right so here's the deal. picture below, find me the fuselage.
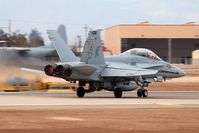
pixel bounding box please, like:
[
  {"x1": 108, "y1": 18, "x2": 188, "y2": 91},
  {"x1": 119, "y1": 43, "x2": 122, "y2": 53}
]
[
  {"x1": 47, "y1": 48, "x2": 185, "y2": 82},
  {"x1": 105, "y1": 54, "x2": 185, "y2": 79}
]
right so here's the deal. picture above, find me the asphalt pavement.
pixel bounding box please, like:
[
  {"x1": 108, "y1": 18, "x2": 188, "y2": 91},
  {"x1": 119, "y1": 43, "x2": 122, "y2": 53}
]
[{"x1": 0, "y1": 91, "x2": 198, "y2": 109}]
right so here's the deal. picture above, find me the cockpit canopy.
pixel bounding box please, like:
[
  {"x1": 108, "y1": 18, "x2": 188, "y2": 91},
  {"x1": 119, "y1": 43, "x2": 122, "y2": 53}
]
[{"x1": 121, "y1": 48, "x2": 161, "y2": 60}]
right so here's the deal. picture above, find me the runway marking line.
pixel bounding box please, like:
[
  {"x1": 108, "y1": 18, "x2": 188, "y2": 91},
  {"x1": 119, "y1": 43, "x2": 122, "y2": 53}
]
[
  {"x1": 156, "y1": 103, "x2": 178, "y2": 106},
  {"x1": 48, "y1": 117, "x2": 85, "y2": 121}
]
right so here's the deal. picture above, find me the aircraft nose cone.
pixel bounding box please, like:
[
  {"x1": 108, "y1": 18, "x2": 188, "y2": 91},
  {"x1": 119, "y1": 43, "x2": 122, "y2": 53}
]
[{"x1": 178, "y1": 69, "x2": 185, "y2": 77}]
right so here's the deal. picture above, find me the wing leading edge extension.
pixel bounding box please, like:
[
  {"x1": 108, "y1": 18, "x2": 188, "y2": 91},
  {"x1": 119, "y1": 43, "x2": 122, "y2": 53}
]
[{"x1": 101, "y1": 63, "x2": 158, "y2": 78}]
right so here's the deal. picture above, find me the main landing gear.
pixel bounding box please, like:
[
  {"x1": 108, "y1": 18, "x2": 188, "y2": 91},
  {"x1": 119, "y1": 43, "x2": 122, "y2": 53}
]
[
  {"x1": 114, "y1": 88, "x2": 122, "y2": 98},
  {"x1": 76, "y1": 83, "x2": 96, "y2": 98},
  {"x1": 76, "y1": 86, "x2": 85, "y2": 97}
]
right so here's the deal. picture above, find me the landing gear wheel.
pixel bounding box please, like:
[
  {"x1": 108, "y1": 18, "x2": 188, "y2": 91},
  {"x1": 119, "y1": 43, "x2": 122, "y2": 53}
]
[
  {"x1": 114, "y1": 88, "x2": 122, "y2": 98},
  {"x1": 142, "y1": 89, "x2": 148, "y2": 97},
  {"x1": 137, "y1": 89, "x2": 143, "y2": 97},
  {"x1": 76, "y1": 86, "x2": 85, "y2": 97},
  {"x1": 137, "y1": 89, "x2": 148, "y2": 98}
]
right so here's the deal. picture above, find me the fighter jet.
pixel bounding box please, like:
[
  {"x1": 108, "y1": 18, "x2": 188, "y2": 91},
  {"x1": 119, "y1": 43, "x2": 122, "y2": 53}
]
[{"x1": 44, "y1": 30, "x2": 185, "y2": 98}]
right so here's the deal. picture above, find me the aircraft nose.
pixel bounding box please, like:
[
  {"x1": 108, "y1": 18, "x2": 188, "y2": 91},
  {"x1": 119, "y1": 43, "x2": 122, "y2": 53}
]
[
  {"x1": 178, "y1": 68, "x2": 185, "y2": 77},
  {"x1": 171, "y1": 64, "x2": 185, "y2": 77}
]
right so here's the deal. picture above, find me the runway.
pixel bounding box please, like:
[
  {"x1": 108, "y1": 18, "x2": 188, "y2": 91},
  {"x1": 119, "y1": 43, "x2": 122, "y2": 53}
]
[
  {"x1": 0, "y1": 91, "x2": 198, "y2": 109},
  {"x1": 0, "y1": 91, "x2": 199, "y2": 133}
]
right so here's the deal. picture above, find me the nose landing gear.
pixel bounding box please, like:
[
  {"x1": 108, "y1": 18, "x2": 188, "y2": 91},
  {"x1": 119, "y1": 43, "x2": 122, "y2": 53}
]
[{"x1": 137, "y1": 88, "x2": 148, "y2": 97}]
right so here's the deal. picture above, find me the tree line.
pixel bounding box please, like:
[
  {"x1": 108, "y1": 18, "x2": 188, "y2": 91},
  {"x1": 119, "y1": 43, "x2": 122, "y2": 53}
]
[{"x1": 0, "y1": 29, "x2": 44, "y2": 47}]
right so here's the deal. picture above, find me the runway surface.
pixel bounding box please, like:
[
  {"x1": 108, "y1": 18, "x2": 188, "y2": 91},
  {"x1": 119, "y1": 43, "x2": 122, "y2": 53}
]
[{"x1": 0, "y1": 91, "x2": 198, "y2": 109}]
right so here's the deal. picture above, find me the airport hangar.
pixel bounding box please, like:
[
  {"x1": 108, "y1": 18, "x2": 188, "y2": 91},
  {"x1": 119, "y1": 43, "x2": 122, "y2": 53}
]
[{"x1": 104, "y1": 22, "x2": 199, "y2": 64}]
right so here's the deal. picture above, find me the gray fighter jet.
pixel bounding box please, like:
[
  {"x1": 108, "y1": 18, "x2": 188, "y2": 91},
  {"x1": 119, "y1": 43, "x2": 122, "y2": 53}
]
[{"x1": 44, "y1": 30, "x2": 185, "y2": 98}]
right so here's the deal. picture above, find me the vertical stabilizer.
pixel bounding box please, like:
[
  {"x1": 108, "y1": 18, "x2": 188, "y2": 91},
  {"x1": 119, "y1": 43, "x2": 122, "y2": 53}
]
[
  {"x1": 80, "y1": 30, "x2": 105, "y2": 65},
  {"x1": 47, "y1": 30, "x2": 78, "y2": 62}
]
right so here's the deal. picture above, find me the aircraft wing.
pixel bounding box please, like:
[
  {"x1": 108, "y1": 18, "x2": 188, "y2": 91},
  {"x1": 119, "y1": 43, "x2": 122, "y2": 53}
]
[{"x1": 101, "y1": 65, "x2": 158, "y2": 78}]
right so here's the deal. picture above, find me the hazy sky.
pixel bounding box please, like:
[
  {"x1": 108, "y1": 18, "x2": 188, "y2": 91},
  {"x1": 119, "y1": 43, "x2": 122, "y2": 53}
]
[{"x1": 0, "y1": 0, "x2": 199, "y2": 44}]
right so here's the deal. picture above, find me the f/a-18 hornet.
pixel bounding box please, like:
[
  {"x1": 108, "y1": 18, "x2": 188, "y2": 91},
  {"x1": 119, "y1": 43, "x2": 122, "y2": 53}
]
[{"x1": 44, "y1": 30, "x2": 185, "y2": 98}]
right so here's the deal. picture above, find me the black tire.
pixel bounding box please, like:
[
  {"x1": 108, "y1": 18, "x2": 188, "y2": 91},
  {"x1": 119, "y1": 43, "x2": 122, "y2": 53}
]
[
  {"x1": 137, "y1": 89, "x2": 143, "y2": 97},
  {"x1": 76, "y1": 87, "x2": 85, "y2": 97},
  {"x1": 114, "y1": 88, "x2": 122, "y2": 98},
  {"x1": 142, "y1": 89, "x2": 148, "y2": 97}
]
